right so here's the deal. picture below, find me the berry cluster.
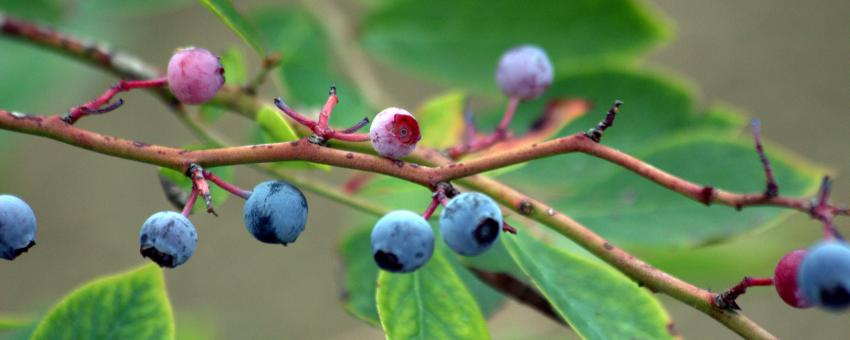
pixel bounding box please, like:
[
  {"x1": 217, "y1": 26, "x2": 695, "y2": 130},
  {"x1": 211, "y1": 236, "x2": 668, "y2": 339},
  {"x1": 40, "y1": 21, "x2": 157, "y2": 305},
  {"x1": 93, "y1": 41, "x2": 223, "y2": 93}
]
[{"x1": 370, "y1": 191, "x2": 503, "y2": 273}]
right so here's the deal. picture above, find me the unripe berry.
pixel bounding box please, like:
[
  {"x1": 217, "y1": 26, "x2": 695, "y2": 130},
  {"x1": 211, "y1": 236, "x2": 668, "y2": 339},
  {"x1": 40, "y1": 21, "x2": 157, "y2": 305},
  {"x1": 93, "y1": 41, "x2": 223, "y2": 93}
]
[
  {"x1": 167, "y1": 47, "x2": 225, "y2": 105},
  {"x1": 139, "y1": 211, "x2": 197, "y2": 268},
  {"x1": 773, "y1": 249, "x2": 811, "y2": 308},
  {"x1": 798, "y1": 240, "x2": 850, "y2": 311},
  {"x1": 495, "y1": 45, "x2": 553, "y2": 100},
  {"x1": 0, "y1": 195, "x2": 36, "y2": 260},
  {"x1": 371, "y1": 210, "x2": 434, "y2": 273},
  {"x1": 439, "y1": 192, "x2": 502, "y2": 256},
  {"x1": 369, "y1": 107, "x2": 421, "y2": 159},
  {"x1": 243, "y1": 180, "x2": 308, "y2": 246}
]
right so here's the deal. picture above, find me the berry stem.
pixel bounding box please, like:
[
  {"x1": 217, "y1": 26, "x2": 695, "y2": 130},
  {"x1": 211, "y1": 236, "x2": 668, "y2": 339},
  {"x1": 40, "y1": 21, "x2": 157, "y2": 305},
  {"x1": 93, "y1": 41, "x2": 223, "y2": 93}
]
[
  {"x1": 188, "y1": 164, "x2": 217, "y2": 216},
  {"x1": 422, "y1": 197, "x2": 440, "y2": 220},
  {"x1": 585, "y1": 100, "x2": 622, "y2": 143},
  {"x1": 274, "y1": 97, "x2": 317, "y2": 129},
  {"x1": 447, "y1": 97, "x2": 520, "y2": 159},
  {"x1": 495, "y1": 96, "x2": 520, "y2": 138},
  {"x1": 329, "y1": 131, "x2": 370, "y2": 142},
  {"x1": 64, "y1": 77, "x2": 167, "y2": 124},
  {"x1": 751, "y1": 120, "x2": 779, "y2": 197},
  {"x1": 714, "y1": 277, "x2": 774, "y2": 310},
  {"x1": 203, "y1": 170, "x2": 252, "y2": 200},
  {"x1": 182, "y1": 187, "x2": 199, "y2": 217}
]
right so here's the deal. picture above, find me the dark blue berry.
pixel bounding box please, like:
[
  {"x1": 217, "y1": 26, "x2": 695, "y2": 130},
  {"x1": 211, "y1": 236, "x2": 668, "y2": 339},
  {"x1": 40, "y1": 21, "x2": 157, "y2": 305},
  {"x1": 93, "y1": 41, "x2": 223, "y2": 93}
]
[
  {"x1": 139, "y1": 211, "x2": 197, "y2": 268},
  {"x1": 0, "y1": 195, "x2": 37, "y2": 261},
  {"x1": 371, "y1": 210, "x2": 434, "y2": 273},
  {"x1": 243, "y1": 180, "x2": 308, "y2": 245},
  {"x1": 439, "y1": 192, "x2": 503, "y2": 256},
  {"x1": 798, "y1": 240, "x2": 850, "y2": 311}
]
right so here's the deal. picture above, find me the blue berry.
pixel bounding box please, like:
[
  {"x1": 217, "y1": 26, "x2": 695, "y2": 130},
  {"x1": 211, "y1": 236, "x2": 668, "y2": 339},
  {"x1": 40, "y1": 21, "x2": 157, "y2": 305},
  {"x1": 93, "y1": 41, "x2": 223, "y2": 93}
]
[
  {"x1": 139, "y1": 211, "x2": 197, "y2": 268},
  {"x1": 0, "y1": 195, "x2": 36, "y2": 260},
  {"x1": 495, "y1": 45, "x2": 553, "y2": 100},
  {"x1": 243, "y1": 180, "x2": 308, "y2": 245},
  {"x1": 439, "y1": 192, "x2": 502, "y2": 256},
  {"x1": 798, "y1": 240, "x2": 850, "y2": 311},
  {"x1": 371, "y1": 210, "x2": 434, "y2": 273}
]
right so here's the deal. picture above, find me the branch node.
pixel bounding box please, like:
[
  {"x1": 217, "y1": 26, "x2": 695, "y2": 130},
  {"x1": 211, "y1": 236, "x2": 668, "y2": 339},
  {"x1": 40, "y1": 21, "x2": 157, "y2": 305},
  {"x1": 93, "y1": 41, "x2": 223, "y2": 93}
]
[
  {"x1": 585, "y1": 100, "x2": 622, "y2": 143},
  {"x1": 699, "y1": 186, "x2": 715, "y2": 205},
  {"x1": 714, "y1": 276, "x2": 774, "y2": 311}
]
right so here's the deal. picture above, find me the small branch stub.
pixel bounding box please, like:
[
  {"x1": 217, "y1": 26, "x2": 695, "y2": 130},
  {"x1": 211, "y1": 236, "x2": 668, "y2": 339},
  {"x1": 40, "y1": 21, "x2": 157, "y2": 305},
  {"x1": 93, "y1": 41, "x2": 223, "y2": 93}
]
[{"x1": 585, "y1": 100, "x2": 622, "y2": 143}]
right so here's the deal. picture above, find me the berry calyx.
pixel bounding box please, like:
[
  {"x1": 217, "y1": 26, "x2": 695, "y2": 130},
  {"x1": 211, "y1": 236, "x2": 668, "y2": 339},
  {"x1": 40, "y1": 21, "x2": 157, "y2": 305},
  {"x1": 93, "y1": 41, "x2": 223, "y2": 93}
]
[
  {"x1": 439, "y1": 192, "x2": 503, "y2": 256},
  {"x1": 139, "y1": 211, "x2": 197, "y2": 268},
  {"x1": 773, "y1": 249, "x2": 811, "y2": 308},
  {"x1": 369, "y1": 107, "x2": 421, "y2": 159},
  {"x1": 495, "y1": 45, "x2": 553, "y2": 100},
  {"x1": 0, "y1": 194, "x2": 36, "y2": 261},
  {"x1": 166, "y1": 47, "x2": 225, "y2": 105},
  {"x1": 242, "y1": 180, "x2": 308, "y2": 246},
  {"x1": 371, "y1": 210, "x2": 434, "y2": 273},
  {"x1": 798, "y1": 240, "x2": 850, "y2": 311}
]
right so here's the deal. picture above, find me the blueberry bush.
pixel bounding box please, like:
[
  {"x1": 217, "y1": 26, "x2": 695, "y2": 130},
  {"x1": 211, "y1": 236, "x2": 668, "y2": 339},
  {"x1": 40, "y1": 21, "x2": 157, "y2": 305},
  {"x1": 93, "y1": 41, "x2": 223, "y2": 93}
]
[{"x1": 0, "y1": 1, "x2": 847, "y2": 339}]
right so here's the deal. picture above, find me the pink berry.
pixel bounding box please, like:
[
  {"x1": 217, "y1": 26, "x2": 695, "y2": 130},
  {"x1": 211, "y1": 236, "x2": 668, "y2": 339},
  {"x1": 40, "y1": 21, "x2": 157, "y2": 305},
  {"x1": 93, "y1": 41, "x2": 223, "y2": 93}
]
[
  {"x1": 167, "y1": 47, "x2": 225, "y2": 105},
  {"x1": 495, "y1": 45, "x2": 553, "y2": 100},
  {"x1": 774, "y1": 249, "x2": 812, "y2": 308},
  {"x1": 369, "y1": 107, "x2": 421, "y2": 159}
]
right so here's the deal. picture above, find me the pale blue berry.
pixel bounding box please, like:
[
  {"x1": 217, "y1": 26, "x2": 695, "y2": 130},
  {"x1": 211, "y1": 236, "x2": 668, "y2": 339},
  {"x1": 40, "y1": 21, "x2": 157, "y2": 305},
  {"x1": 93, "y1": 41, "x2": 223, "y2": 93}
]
[
  {"x1": 439, "y1": 192, "x2": 503, "y2": 256},
  {"x1": 371, "y1": 210, "x2": 434, "y2": 273},
  {"x1": 139, "y1": 211, "x2": 197, "y2": 268},
  {"x1": 798, "y1": 240, "x2": 850, "y2": 311},
  {"x1": 0, "y1": 195, "x2": 36, "y2": 260},
  {"x1": 243, "y1": 180, "x2": 308, "y2": 245}
]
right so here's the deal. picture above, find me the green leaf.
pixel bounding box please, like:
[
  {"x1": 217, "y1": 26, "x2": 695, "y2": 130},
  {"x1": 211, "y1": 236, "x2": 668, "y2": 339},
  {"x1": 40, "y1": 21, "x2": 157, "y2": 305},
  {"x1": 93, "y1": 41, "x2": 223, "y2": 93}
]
[
  {"x1": 491, "y1": 67, "x2": 822, "y2": 247},
  {"x1": 339, "y1": 224, "x2": 505, "y2": 327},
  {"x1": 253, "y1": 8, "x2": 373, "y2": 125},
  {"x1": 158, "y1": 148, "x2": 235, "y2": 213},
  {"x1": 360, "y1": 0, "x2": 671, "y2": 92},
  {"x1": 415, "y1": 91, "x2": 466, "y2": 148},
  {"x1": 503, "y1": 233, "x2": 674, "y2": 340},
  {"x1": 0, "y1": 316, "x2": 31, "y2": 331},
  {"x1": 199, "y1": 0, "x2": 266, "y2": 57},
  {"x1": 75, "y1": 0, "x2": 194, "y2": 17},
  {"x1": 219, "y1": 46, "x2": 248, "y2": 85},
  {"x1": 377, "y1": 251, "x2": 489, "y2": 340},
  {"x1": 31, "y1": 264, "x2": 175, "y2": 340}
]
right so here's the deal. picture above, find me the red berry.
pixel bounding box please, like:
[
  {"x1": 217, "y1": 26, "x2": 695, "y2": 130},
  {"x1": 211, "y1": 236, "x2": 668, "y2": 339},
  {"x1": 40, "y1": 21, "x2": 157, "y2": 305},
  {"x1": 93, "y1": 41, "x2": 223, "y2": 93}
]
[
  {"x1": 167, "y1": 47, "x2": 225, "y2": 105},
  {"x1": 369, "y1": 107, "x2": 421, "y2": 159},
  {"x1": 774, "y1": 249, "x2": 811, "y2": 308}
]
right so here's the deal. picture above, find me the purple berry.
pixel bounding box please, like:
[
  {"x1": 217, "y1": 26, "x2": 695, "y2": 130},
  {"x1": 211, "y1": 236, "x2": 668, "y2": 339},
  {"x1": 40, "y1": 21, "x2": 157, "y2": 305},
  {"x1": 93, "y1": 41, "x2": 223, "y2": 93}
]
[
  {"x1": 139, "y1": 211, "x2": 197, "y2": 268},
  {"x1": 371, "y1": 210, "x2": 434, "y2": 273},
  {"x1": 773, "y1": 249, "x2": 811, "y2": 308},
  {"x1": 369, "y1": 107, "x2": 421, "y2": 159},
  {"x1": 798, "y1": 240, "x2": 850, "y2": 311},
  {"x1": 439, "y1": 192, "x2": 502, "y2": 256},
  {"x1": 0, "y1": 195, "x2": 36, "y2": 260},
  {"x1": 495, "y1": 45, "x2": 553, "y2": 100},
  {"x1": 167, "y1": 47, "x2": 225, "y2": 105}
]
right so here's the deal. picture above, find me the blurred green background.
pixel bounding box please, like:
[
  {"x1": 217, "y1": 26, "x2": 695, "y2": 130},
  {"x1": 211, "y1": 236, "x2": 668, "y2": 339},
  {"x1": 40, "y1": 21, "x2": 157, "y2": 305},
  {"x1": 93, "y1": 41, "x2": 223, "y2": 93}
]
[{"x1": 1, "y1": 0, "x2": 849, "y2": 338}]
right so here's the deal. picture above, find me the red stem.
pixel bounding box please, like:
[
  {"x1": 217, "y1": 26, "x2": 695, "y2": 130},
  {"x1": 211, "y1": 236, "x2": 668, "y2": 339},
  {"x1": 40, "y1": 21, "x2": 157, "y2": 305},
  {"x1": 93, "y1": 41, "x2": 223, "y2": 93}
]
[
  {"x1": 203, "y1": 170, "x2": 252, "y2": 200},
  {"x1": 330, "y1": 131, "x2": 370, "y2": 142},
  {"x1": 495, "y1": 97, "x2": 520, "y2": 136},
  {"x1": 182, "y1": 188, "x2": 199, "y2": 217},
  {"x1": 751, "y1": 120, "x2": 778, "y2": 197},
  {"x1": 65, "y1": 77, "x2": 167, "y2": 124},
  {"x1": 274, "y1": 98, "x2": 317, "y2": 129},
  {"x1": 317, "y1": 86, "x2": 338, "y2": 133},
  {"x1": 422, "y1": 197, "x2": 440, "y2": 220},
  {"x1": 715, "y1": 277, "x2": 774, "y2": 310}
]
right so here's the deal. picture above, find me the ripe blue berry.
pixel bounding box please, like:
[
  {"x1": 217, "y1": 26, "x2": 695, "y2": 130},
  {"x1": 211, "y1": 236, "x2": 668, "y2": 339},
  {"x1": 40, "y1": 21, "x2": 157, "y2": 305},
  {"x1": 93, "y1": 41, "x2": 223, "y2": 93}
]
[
  {"x1": 369, "y1": 107, "x2": 421, "y2": 159},
  {"x1": 439, "y1": 192, "x2": 503, "y2": 256},
  {"x1": 495, "y1": 45, "x2": 553, "y2": 100},
  {"x1": 243, "y1": 180, "x2": 308, "y2": 245},
  {"x1": 139, "y1": 211, "x2": 197, "y2": 268},
  {"x1": 167, "y1": 47, "x2": 225, "y2": 105},
  {"x1": 371, "y1": 210, "x2": 434, "y2": 273},
  {"x1": 798, "y1": 240, "x2": 850, "y2": 311},
  {"x1": 773, "y1": 249, "x2": 811, "y2": 308},
  {"x1": 0, "y1": 195, "x2": 36, "y2": 260}
]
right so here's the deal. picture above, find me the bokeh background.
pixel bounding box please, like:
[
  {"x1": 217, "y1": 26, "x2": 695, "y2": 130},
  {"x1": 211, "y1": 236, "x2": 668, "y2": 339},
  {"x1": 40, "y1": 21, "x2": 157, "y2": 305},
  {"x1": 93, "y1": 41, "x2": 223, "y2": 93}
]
[{"x1": 1, "y1": 0, "x2": 849, "y2": 339}]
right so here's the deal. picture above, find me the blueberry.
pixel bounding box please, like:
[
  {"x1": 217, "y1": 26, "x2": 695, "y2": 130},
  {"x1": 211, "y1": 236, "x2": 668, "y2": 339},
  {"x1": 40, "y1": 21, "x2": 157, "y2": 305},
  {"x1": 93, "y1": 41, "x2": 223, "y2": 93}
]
[
  {"x1": 139, "y1": 211, "x2": 197, "y2": 268},
  {"x1": 0, "y1": 195, "x2": 37, "y2": 260},
  {"x1": 798, "y1": 240, "x2": 850, "y2": 311},
  {"x1": 495, "y1": 45, "x2": 553, "y2": 100},
  {"x1": 167, "y1": 47, "x2": 225, "y2": 105},
  {"x1": 371, "y1": 210, "x2": 434, "y2": 273},
  {"x1": 369, "y1": 107, "x2": 421, "y2": 159},
  {"x1": 243, "y1": 180, "x2": 308, "y2": 245},
  {"x1": 439, "y1": 192, "x2": 502, "y2": 256},
  {"x1": 773, "y1": 249, "x2": 811, "y2": 308}
]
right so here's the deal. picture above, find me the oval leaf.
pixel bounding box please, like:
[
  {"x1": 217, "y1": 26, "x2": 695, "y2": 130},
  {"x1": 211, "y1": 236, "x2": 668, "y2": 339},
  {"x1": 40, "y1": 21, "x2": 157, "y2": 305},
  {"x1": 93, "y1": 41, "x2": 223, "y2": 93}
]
[
  {"x1": 503, "y1": 233, "x2": 675, "y2": 340},
  {"x1": 31, "y1": 264, "x2": 175, "y2": 340},
  {"x1": 199, "y1": 0, "x2": 266, "y2": 56},
  {"x1": 377, "y1": 251, "x2": 489, "y2": 340},
  {"x1": 415, "y1": 91, "x2": 466, "y2": 148}
]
